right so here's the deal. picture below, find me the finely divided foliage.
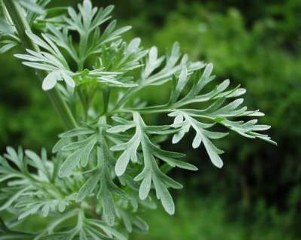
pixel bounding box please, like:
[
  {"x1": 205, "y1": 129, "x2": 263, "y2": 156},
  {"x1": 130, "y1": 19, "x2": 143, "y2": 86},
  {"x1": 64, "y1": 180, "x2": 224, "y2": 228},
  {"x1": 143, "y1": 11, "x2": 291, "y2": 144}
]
[{"x1": 0, "y1": 0, "x2": 275, "y2": 239}]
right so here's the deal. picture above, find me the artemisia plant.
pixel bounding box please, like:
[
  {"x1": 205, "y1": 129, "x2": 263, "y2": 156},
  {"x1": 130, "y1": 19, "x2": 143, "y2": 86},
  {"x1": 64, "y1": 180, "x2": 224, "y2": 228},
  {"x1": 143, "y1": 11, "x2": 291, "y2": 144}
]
[{"x1": 0, "y1": 0, "x2": 275, "y2": 239}]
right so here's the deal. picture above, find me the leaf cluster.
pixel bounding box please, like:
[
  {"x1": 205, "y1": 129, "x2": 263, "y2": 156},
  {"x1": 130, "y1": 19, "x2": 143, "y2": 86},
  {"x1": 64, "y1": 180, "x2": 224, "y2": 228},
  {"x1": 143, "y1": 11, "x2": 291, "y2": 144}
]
[{"x1": 0, "y1": 0, "x2": 275, "y2": 239}]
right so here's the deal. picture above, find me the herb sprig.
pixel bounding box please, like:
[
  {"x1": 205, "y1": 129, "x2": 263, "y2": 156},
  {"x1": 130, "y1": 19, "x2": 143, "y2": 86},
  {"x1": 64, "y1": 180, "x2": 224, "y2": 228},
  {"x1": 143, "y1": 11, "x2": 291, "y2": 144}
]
[{"x1": 0, "y1": 0, "x2": 275, "y2": 239}]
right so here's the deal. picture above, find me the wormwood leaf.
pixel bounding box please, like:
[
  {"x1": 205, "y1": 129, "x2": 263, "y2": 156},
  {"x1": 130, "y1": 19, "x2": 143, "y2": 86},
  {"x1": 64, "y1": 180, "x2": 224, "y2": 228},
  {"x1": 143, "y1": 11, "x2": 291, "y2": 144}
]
[
  {"x1": 59, "y1": 128, "x2": 95, "y2": 138},
  {"x1": 15, "y1": 32, "x2": 74, "y2": 90},
  {"x1": 0, "y1": 187, "x2": 31, "y2": 211},
  {"x1": 0, "y1": 41, "x2": 18, "y2": 54},
  {"x1": 77, "y1": 172, "x2": 99, "y2": 201},
  {"x1": 17, "y1": 195, "x2": 73, "y2": 220},
  {"x1": 58, "y1": 133, "x2": 97, "y2": 177},
  {"x1": 0, "y1": 0, "x2": 276, "y2": 238},
  {"x1": 59, "y1": 149, "x2": 82, "y2": 177},
  {"x1": 152, "y1": 146, "x2": 198, "y2": 171},
  {"x1": 172, "y1": 66, "x2": 189, "y2": 102},
  {"x1": 0, "y1": 147, "x2": 77, "y2": 224},
  {"x1": 0, "y1": 18, "x2": 14, "y2": 35},
  {"x1": 109, "y1": 112, "x2": 194, "y2": 214},
  {"x1": 111, "y1": 124, "x2": 140, "y2": 176},
  {"x1": 153, "y1": 178, "x2": 175, "y2": 215},
  {"x1": 25, "y1": 149, "x2": 52, "y2": 180},
  {"x1": 169, "y1": 111, "x2": 226, "y2": 168},
  {"x1": 17, "y1": 0, "x2": 46, "y2": 14},
  {"x1": 42, "y1": 70, "x2": 60, "y2": 90},
  {"x1": 80, "y1": 137, "x2": 97, "y2": 167},
  {"x1": 139, "y1": 174, "x2": 152, "y2": 200}
]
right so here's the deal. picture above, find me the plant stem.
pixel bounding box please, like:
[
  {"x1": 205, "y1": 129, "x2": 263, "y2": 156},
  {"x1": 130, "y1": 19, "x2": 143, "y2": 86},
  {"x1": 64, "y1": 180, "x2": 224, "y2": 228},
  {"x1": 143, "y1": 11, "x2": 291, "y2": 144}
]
[{"x1": 3, "y1": 0, "x2": 77, "y2": 129}]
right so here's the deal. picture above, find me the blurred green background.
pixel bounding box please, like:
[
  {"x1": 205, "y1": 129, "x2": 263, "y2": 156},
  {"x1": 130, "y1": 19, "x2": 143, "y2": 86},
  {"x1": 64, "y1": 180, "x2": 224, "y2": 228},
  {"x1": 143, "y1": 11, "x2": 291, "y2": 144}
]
[{"x1": 0, "y1": 0, "x2": 300, "y2": 239}]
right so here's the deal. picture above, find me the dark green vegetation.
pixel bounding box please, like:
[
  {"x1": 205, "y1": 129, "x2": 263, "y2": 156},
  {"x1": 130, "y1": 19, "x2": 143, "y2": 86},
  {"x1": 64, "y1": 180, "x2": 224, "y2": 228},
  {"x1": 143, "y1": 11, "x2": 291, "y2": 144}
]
[{"x1": 1, "y1": 0, "x2": 300, "y2": 239}]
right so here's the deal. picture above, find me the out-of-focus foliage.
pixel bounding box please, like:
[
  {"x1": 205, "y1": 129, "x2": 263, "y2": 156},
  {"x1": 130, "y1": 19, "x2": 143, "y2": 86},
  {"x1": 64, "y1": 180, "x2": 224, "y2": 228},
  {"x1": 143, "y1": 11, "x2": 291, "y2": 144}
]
[
  {"x1": 0, "y1": 0, "x2": 300, "y2": 239},
  {"x1": 150, "y1": 3, "x2": 301, "y2": 238},
  {"x1": 0, "y1": 54, "x2": 61, "y2": 152},
  {"x1": 133, "y1": 195, "x2": 295, "y2": 240}
]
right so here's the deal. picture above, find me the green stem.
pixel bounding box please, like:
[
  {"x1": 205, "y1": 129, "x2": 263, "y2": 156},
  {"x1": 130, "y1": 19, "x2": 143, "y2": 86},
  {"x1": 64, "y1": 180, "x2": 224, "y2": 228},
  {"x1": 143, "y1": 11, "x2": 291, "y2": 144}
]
[
  {"x1": 78, "y1": 88, "x2": 88, "y2": 121},
  {"x1": 102, "y1": 87, "x2": 110, "y2": 115},
  {"x1": 113, "y1": 87, "x2": 139, "y2": 111},
  {"x1": 3, "y1": 0, "x2": 77, "y2": 129}
]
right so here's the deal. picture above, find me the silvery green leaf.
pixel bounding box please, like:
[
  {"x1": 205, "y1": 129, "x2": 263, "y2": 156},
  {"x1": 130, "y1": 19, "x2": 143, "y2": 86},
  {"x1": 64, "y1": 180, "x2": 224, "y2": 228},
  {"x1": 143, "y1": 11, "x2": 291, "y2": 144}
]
[
  {"x1": 0, "y1": 18, "x2": 14, "y2": 35},
  {"x1": 139, "y1": 173, "x2": 152, "y2": 200},
  {"x1": 0, "y1": 0, "x2": 276, "y2": 237},
  {"x1": 153, "y1": 178, "x2": 175, "y2": 215},
  {"x1": 107, "y1": 124, "x2": 135, "y2": 133},
  {"x1": 80, "y1": 136, "x2": 97, "y2": 167},
  {"x1": 193, "y1": 63, "x2": 214, "y2": 94},
  {"x1": 126, "y1": 38, "x2": 141, "y2": 54},
  {"x1": 59, "y1": 127, "x2": 95, "y2": 138},
  {"x1": 114, "y1": 129, "x2": 141, "y2": 176},
  {"x1": 166, "y1": 42, "x2": 180, "y2": 68},
  {"x1": 202, "y1": 137, "x2": 224, "y2": 168},
  {"x1": 91, "y1": 5, "x2": 114, "y2": 31},
  {"x1": 102, "y1": 193, "x2": 116, "y2": 226},
  {"x1": 0, "y1": 42, "x2": 17, "y2": 53},
  {"x1": 61, "y1": 71, "x2": 75, "y2": 88},
  {"x1": 59, "y1": 149, "x2": 82, "y2": 177},
  {"x1": 172, "y1": 66, "x2": 188, "y2": 102},
  {"x1": 115, "y1": 150, "x2": 133, "y2": 176},
  {"x1": 77, "y1": 173, "x2": 99, "y2": 201},
  {"x1": 18, "y1": 204, "x2": 41, "y2": 220},
  {"x1": 133, "y1": 217, "x2": 149, "y2": 233},
  {"x1": 0, "y1": 187, "x2": 30, "y2": 211},
  {"x1": 42, "y1": 71, "x2": 59, "y2": 90},
  {"x1": 17, "y1": 0, "x2": 45, "y2": 14}
]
